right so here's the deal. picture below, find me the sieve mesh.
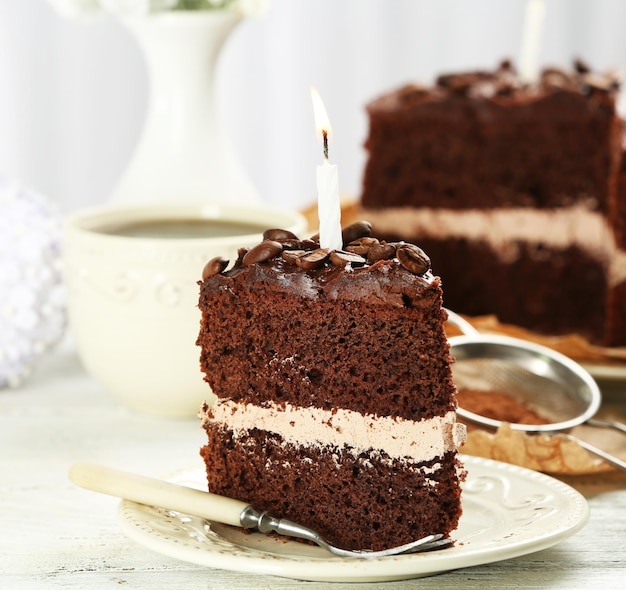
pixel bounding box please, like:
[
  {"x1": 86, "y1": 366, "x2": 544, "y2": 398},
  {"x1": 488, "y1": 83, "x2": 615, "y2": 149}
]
[{"x1": 452, "y1": 357, "x2": 588, "y2": 424}]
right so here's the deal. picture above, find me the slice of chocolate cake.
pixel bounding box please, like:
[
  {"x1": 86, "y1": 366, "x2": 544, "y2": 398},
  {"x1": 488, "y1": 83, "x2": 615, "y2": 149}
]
[
  {"x1": 197, "y1": 222, "x2": 466, "y2": 552},
  {"x1": 361, "y1": 60, "x2": 626, "y2": 346}
]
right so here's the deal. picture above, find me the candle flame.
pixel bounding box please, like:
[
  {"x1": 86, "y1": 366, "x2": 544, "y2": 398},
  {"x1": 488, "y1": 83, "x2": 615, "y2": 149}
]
[{"x1": 310, "y1": 86, "x2": 332, "y2": 145}]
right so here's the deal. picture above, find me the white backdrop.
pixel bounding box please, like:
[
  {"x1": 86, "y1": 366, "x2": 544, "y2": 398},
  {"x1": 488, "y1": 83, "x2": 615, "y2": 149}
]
[{"x1": 1, "y1": 0, "x2": 626, "y2": 214}]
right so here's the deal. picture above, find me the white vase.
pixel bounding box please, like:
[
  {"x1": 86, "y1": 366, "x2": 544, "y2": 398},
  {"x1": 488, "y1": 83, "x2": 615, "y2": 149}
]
[{"x1": 111, "y1": 11, "x2": 259, "y2": 205}]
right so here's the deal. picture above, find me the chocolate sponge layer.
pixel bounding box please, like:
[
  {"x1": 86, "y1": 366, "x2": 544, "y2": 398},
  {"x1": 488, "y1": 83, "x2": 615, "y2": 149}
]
[
  {"x1": 197, "y1": 260, "x2": 456, "y2": 422},
  {"x1": 201, "y1": 424, "x2": 464, "y2": 552}
]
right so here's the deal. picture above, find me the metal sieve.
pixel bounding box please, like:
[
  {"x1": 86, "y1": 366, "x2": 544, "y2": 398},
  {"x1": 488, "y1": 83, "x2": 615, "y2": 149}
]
[{"x1": 445, "y1": 309, "x2": 626, "y2": 472}]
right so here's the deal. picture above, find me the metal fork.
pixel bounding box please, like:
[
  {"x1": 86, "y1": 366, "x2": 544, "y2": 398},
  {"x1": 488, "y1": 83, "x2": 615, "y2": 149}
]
[
  {"x1": 239, "y1": 505, "x2": 450, "y2": 557},
  {"x1": 69, "y1": 463, "x2": 449, "y2": 559}
]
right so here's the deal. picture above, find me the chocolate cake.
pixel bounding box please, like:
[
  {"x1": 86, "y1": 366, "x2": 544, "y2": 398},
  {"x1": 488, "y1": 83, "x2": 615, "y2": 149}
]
[
  {"x1": 361, "y1": 60, "x2": 626, "y2": 346},
  {"x1": 197, "y1": 222, "x2": 466, "y2": 552}
]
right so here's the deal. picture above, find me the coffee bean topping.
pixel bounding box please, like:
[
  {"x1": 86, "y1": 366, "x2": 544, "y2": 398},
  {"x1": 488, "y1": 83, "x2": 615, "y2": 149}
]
[
  {"x1": 263, "y1": 228, "x2": 298, "y2": 242},
  {"x1": 367, "y1": 242, "x2": 397, "y2": 264},
  {"x1": 427, "y1": 60, "x2": 620, "y2": 98},
  {"x1": 296, "y1": 248, "x2": 330, "y2": 270},
  {"x1": 341, "y1": 220, "x2": 372, "y2": 246},
  {"x1": 281, "y1": 249, "x2": 306, "y2": 264},
  {"x1": 330, "y1": 250, "x2": 367, "y2": 267},
  {"x1": 243, "y1": 240, "x2": 283, "y2": 266},
  {"x1": 202, "y1": 256, "x2": 229, "y2": 280},
  {"x1": 396, "y1": 244, "x2": 431, "y2": 275},
  {"x1": 229, "y1": 224, "x2": 434, "y2": 277},
  {"x1": 398, "y1": 83, "x2": 429, "y2": 102},
  {"x1": 345, "y1": 237, "x2": 379, "y2": 256}
]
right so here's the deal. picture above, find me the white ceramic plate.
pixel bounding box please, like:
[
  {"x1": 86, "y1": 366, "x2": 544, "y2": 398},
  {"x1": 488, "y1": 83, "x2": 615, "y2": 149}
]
[{"x1": 117, "y1": 455, "x2": 589, "y2": 583}]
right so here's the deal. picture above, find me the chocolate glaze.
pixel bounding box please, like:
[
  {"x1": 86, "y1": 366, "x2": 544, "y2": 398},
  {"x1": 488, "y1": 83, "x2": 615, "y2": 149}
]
[{"x1": 205, "y1": 224, "x2": 437, "y2": 305}]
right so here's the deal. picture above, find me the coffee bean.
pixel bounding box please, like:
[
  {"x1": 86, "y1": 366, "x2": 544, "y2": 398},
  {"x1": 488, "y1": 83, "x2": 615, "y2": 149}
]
[
  {"x1": 396, "y1": 244, "x2": 431, "y2": 275},
  {"x1": 341, "y1": 221, "x2": 372, "y2": 246},
  {"x1": 345, "y1": 237, "x2": 379, "y2": 256},
  {"x1": 276, "y1": 239, "x2": 300, "y2": 250},
  {"x1": 263, "y1": 228, "x2": 298, "y2": 242},
  {"x1": 330, "y1": 250, "x2": 367, "y2": 267},
  {"x1": 498, "y1": 59, "x2": 513, "y2": 72},
  {"x1": 243, "y1": 240, "x2": 283, "y2": 266},
  {"x1": 281, "y1": 249, "x2": 306, "y2": 264},
  {"x1": 367, "y1": 242, "x2": 397, "y2": 263},
  {"x1": 574, "y1": 58, "x2": 590, "y2": 74},
  {"x1": 296, "y1": 248, "x2": 330, "y2": 270},
  {"x1": 202, "y1": 256, "x2": 229, "y2": 280},
  {"x1": 541, "y1": 67, "x2": 572, "y2": 85},
  {"x1": 300, "y1": 238, "x2": 320, "y2": 249},
  {"x1": 276, "y1": 238, "x2": 318, "y2": 251},
  {"x1": 494, "y1": 82, "x2": 516, "y2": 97},
  {"x1": 437, "y1": 71, "x2": 493, "y2": 95},
  {"x1": 580, "y1": 72, "x2": 615, "y2": 93},
  {"x1": 398, "y1": 84, "x2": 429, "y2": 102}
]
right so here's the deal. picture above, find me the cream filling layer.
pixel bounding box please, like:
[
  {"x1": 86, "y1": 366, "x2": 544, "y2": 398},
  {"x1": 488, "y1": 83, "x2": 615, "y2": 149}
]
[
  {"x1": 203, "y1": 400, "x2": 466, "y2": 463},
  {"x1": 363, "y1": 205, "x2": 626, "y2": 285}
]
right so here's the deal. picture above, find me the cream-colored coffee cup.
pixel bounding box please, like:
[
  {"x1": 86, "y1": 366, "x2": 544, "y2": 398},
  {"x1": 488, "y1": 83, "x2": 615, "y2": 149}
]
[{"x1": 63, "y1": 202, "x2": 307, "y2": 417}]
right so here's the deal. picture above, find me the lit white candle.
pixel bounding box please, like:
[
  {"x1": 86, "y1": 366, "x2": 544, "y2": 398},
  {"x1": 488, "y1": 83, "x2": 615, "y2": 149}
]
[
  {"x1": 311, "y1": 87, "x2": 343, "y2": 252},
  {"x1": 519, "y1": 0, "x2": 546, "y2": 83}
]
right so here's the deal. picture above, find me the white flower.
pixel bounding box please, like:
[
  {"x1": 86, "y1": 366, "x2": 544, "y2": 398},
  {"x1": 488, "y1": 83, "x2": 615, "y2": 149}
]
[{"x1": 0, "y1": 177, "x2": 66, "y2": 389}]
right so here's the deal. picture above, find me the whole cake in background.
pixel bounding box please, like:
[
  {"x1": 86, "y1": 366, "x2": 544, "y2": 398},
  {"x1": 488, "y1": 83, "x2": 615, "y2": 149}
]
[
  {"x1": 197, "y1": 222, "x2": 466, "y2": 552},
  {"x1": 361, "y1": 59, "x2": 626, "y2": 346}
]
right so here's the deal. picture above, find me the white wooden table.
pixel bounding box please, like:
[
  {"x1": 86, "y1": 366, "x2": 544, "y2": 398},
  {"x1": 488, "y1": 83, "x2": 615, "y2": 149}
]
[{"x1": 2, "y1": 339, "x2": 625, "y2": 589}]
